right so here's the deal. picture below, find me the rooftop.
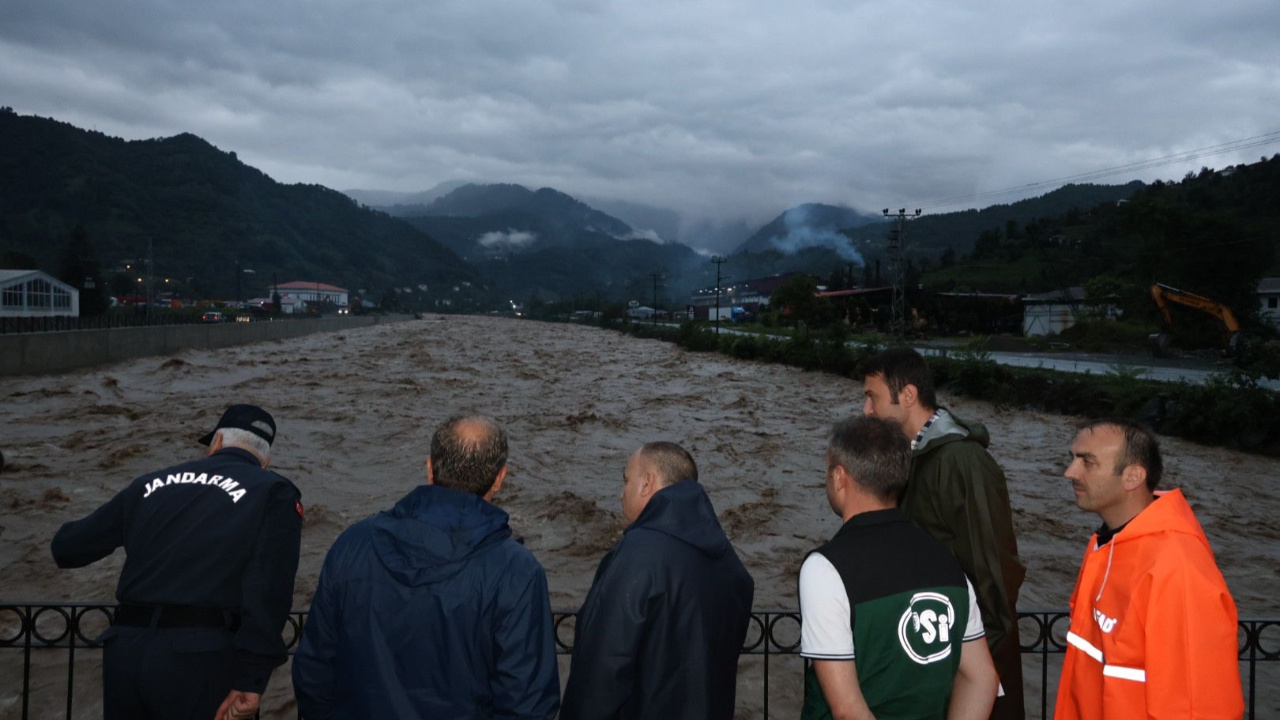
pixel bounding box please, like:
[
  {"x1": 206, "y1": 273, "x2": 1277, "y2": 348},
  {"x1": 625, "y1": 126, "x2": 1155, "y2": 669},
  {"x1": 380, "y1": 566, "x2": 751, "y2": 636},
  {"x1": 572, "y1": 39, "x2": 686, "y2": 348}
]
[{"x1": 271, "y1": 281, "x2": 348, "y2": 293}]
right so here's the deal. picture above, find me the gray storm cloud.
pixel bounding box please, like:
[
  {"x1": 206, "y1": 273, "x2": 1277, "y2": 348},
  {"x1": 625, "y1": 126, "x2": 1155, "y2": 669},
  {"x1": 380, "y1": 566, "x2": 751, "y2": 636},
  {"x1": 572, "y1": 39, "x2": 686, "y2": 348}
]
[{"x1": 1, "y1": 0, "x2": 1278, "y2": 248}]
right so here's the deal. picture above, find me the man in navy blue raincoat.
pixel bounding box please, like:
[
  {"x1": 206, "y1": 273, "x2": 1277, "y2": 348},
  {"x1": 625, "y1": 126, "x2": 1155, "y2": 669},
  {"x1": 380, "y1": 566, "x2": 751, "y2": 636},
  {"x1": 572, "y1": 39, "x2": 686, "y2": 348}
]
[
  {"x1": 561, "y1": 442, "x2": 755, "y2": 720},
  {"x1": 292, "y1": 415, "x2": 559, "y2": 720}
]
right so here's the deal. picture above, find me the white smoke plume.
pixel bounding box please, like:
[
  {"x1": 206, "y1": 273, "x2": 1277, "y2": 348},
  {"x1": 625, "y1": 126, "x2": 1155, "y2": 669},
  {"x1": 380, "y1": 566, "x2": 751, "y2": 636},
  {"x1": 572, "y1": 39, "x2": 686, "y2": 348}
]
[
  {"x1": 619, "y1": 228, "x2": 665, "y2": 243},
  {"x1": 477, "y1": 229, "x2": 539, "y2": 248},
  {"x1": 767, "y1": 206, "x2": 865, "y2": 264}
]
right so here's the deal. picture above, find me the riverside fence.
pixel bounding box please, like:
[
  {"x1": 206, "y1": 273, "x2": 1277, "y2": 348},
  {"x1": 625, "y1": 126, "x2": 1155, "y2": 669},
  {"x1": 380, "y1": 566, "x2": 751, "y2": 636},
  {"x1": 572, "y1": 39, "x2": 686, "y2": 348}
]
[
  {"x1": 0, "y1": 314, "x2": 414, "y2": 376},
  {"x1": 2, "y1": 603, "x2": 1276, "y2": 720}
]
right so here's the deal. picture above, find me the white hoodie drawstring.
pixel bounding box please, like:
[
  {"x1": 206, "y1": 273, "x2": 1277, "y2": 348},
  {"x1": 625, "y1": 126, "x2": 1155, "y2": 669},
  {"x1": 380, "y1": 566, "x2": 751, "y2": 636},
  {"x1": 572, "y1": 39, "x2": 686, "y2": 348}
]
[{"x1": 1095, "y1": 540, "x2": 1116, "y2": 602}]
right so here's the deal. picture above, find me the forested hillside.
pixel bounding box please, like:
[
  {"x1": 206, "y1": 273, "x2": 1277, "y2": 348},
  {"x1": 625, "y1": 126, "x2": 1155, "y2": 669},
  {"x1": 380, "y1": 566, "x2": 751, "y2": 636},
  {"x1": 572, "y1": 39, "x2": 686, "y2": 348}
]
[
  {"x1": 0, "y1": 110, "x2": 485, "y2": 307},
  {"x1": 844, "y1": 181, "x2": 1146, "y2": 262},
  {"x1": 914, "y1": 156, "x2": 1280, "y2": 344}
]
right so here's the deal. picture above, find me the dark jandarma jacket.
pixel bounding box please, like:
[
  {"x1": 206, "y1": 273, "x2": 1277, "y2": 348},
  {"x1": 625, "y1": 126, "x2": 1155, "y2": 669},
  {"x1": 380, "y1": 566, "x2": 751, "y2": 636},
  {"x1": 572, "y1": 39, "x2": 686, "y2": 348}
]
[{"x1": 901, "y1": 409, "x2": 1026, "y2": 720}]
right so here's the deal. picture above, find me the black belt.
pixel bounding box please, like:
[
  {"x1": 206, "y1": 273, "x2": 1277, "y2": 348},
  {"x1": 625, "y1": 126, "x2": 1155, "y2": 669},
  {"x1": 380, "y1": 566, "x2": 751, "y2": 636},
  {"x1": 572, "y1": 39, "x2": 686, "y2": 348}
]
[{"x1": 114, "y1": 604, "x2": 241, "y2": 631}]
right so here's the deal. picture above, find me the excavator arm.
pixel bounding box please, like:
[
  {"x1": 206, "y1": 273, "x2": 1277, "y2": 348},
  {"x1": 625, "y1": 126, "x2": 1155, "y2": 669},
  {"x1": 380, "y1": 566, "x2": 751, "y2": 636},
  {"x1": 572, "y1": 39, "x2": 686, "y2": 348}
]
[{"x1": 1149, "y1": 283, "x2": 1242, "y2": 356}]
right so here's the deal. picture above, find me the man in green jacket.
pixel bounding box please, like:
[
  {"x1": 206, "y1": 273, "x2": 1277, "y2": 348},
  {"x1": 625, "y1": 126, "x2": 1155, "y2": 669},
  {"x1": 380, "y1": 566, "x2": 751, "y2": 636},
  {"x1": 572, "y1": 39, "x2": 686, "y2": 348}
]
[{"x1": 862, "y1": 347, "x2": 1026, "y2": 720}]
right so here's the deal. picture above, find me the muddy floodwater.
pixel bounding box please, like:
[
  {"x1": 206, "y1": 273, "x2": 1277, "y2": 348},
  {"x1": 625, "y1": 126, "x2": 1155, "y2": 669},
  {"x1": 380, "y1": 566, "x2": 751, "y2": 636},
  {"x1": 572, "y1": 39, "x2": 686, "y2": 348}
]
[{"x1": 2, "y1": 315, "x2": 1277, "y2": 719}]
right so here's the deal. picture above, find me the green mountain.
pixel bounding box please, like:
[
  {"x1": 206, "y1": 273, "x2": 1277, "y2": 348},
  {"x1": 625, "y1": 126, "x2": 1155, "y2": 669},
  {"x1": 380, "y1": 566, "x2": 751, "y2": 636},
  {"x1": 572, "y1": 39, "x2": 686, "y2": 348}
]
[
  {"x1": 385, "y1": 183, "x2": 635, "y2": 256},
  {"x1": 844, "y1": 181, "x2": 1146, "y2": 260},
  {"x1": 0, "y1": 109, "x2": 484, "y2": 308},
  {"x1": 382, "y1": 182, "x2": 703, "y2": 303},
  {"x1": 919, "y1": 157, "x2": 1280, "y2": 330},
  {"x1": 477, "y1": 234, "x2": 705, "y2": 306},
  {"x1": 343, "y1": 180, "x2": 472, "y2": 209}
]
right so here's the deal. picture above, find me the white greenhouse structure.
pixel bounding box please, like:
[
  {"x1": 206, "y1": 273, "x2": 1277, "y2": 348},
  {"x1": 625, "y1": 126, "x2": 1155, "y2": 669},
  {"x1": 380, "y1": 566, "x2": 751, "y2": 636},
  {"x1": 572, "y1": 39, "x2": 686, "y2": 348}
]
[{"x1": 0, "y1": 269, "x2": 79, "y2": 318}]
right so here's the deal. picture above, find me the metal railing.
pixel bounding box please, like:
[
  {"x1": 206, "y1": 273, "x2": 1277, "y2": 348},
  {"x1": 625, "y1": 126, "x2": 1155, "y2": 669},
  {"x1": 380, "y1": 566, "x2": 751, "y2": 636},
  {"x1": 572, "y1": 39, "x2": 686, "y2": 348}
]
[{"x1": 2, "y1": 603, "x2": 1275, "y2": 719}]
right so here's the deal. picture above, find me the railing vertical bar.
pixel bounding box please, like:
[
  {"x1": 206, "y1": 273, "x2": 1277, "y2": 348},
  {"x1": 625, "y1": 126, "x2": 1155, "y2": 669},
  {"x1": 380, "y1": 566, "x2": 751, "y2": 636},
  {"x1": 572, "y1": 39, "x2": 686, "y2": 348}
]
[
  {"x1": 762, "y1": 612, "x2": 770, "y2": 720},
  {"x1": 22, "y1": 605, "x2": 32, "y2": 720},
  {"x1": 1247, "y1": 620, "x2": 1256, "y2": 720},
  {"x1": 1041, "y1": 612, "x2": 1049, "y2": 720},
  {"x1": 66, "y1": 608, "x2": 76, "y2": 720}
]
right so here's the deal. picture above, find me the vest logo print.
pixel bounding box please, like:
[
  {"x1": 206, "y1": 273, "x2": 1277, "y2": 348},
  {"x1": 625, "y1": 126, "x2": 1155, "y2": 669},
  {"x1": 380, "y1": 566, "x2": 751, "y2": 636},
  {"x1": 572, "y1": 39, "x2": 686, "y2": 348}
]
[
  {"x1": 1093, "y1": 608, "x2": 1118, "y2": 633},
  {"x1": 897, "y1": 591, "x2": 956, "y2": 665}
]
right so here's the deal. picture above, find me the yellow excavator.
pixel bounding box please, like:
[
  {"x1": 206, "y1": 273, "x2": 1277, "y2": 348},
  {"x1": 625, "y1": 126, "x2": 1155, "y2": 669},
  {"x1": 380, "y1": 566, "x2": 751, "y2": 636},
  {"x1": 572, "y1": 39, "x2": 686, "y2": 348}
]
[{"x1": 1148, "y1": 283, "x2": 1242, "y2": 357}]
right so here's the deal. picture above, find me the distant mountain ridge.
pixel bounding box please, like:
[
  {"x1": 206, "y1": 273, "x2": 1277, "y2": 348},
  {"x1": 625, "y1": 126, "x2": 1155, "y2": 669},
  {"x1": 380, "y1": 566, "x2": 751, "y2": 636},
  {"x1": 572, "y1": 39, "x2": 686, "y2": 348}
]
[
  {"x1": 841, "y1": 182, "x2": 1147, "y2": 256},
  {"x1": 343, "y1": 179, "x2": 472, "y2": 208},
  {"x1": 0, "y1": 110, "x2": 483, "y2": 305},
  {"x1": 373, "y1": 182, "x2": 702, "y2": 301},
  {"x1": 583, "y1": 196, "x2": 681, "y2": 243},
  {"x1": 387, "y1": 183, "x2": 633, "y2": 236}
]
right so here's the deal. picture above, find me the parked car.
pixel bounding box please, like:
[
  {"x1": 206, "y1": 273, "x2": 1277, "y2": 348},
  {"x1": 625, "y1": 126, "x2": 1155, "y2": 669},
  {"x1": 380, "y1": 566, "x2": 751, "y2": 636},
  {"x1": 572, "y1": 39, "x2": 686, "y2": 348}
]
[{"x1": 201, "y1": 311, "x2": 224, "y2": 323}]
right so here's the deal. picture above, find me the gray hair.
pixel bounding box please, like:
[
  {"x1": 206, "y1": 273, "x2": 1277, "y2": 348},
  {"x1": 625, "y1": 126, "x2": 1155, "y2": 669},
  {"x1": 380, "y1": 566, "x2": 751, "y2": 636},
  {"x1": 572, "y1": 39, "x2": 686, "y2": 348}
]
[
  {"x1": 827, "y1": 416, "x2": 910, "y2": 503},
  {"x1": 637, "y1": 442, "x2": 698, "y2": 486},
  {"x1": 217, "y1": 428, "x2": 271, "y2": 462}
]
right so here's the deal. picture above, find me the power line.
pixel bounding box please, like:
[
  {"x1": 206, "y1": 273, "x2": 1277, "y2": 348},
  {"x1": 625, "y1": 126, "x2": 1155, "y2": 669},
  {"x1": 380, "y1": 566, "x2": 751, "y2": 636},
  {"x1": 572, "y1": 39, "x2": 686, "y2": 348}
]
[{"x1": 908, "y1": 130, "x2": 1280, "y2": 211}]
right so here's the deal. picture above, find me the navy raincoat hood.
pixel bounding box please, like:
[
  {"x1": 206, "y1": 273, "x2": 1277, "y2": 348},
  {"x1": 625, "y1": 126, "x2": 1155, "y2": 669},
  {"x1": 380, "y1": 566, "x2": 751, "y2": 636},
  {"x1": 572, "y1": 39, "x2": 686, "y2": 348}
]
[
  {"x1": 626, "y1": 476, "x2": 733, "y2": 558},
  {"x1": 371, "y1": 483, "x2": 512, "y2": 586}
]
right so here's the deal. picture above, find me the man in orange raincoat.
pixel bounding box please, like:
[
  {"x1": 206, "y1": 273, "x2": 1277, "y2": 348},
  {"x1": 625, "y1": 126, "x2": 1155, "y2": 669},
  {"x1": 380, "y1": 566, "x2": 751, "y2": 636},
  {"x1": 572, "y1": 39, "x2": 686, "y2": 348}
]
[{"x1": 1055, "y1": 419, "x2": 1243, "y2": 719}]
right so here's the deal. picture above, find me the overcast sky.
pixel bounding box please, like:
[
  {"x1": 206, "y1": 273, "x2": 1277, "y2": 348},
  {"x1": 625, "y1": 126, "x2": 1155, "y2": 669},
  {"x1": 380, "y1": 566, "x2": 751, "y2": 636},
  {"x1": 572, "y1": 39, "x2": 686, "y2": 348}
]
[{"x1": 4, "y1": 0, "x2": 1278, "y2": 233}]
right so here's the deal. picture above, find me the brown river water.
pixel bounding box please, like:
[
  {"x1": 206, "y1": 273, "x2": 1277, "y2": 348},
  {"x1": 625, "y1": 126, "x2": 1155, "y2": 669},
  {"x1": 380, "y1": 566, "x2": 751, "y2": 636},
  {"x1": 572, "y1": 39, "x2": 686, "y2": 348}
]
[{"x1": 2, "y1": 315, "x2": 1276, "y2": 718}]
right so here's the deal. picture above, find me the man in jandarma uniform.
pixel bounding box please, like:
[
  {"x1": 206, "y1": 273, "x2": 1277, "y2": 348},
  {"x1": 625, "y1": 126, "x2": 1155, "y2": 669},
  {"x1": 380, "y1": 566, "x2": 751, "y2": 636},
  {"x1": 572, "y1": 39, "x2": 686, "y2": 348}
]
[
  {"x1": 800, "y1": 416, "x2": 998, "y2": 719},
  {"x1": 51, "y1": 404, "x2": 302, "y2": 720}
]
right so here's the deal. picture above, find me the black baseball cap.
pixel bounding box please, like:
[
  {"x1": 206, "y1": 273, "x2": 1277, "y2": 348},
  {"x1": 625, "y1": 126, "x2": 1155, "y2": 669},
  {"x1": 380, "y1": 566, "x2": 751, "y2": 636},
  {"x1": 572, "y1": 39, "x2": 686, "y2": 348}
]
[{"x1": 198, "y1": 404, "x2": 277, "y2": 446}]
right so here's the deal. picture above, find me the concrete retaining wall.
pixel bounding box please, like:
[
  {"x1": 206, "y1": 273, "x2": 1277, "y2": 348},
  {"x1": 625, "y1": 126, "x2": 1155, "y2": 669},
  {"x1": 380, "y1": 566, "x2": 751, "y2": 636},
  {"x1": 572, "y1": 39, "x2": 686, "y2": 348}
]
[{"x1": 0, "y1": 316, "x2": 413, "y2": 377}]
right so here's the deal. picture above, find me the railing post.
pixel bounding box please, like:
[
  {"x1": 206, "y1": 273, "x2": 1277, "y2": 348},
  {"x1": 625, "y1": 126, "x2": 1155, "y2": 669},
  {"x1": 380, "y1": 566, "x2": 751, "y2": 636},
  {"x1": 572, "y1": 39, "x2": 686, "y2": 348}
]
[
  {"x1": 1041, "y1": 612, "x2": 1049, "y2": 720},
  {"x1": 66, "y1": 607, "x2": 76, "y2": 719},
  {"x1": 21, "y1": 604, "x2": 31, "y2": 720},
  {"x1": 1247, "y1": 620, "x2": 1256, "y2": 720},
  {"x1": 762, "y1": 612, "x2": 770, "y2": 720}
]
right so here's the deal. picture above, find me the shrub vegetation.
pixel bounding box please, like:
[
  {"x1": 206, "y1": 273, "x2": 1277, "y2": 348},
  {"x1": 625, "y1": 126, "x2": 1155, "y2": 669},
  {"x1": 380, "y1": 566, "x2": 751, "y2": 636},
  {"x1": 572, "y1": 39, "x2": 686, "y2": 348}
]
[{"x1": 612, "y1": 321, "x2": 1280, "y2": 456}]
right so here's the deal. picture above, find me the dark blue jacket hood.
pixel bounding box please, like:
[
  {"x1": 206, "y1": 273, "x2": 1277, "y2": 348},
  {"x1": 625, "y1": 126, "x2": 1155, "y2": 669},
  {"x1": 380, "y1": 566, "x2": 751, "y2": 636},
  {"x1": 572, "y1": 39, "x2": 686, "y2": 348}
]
[
  {"x1": 627, "y1": 478, "x2": 732, "y2": 559},
  {"x1": 370, "y1": 484, "x2": 512, "y2": 586}
]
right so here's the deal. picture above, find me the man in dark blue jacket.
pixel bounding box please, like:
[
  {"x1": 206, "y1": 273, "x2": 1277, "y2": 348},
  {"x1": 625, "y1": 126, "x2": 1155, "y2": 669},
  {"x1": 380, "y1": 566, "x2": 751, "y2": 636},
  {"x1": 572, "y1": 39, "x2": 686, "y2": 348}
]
[
  {"x1": 561, "y1": 442, "x2": 755, "y2": 720},
  {"x1": 51, "y1": 403, "x2": 302, "y2": 720},
  {"x1": 292, "y1": 414, "x2": 559, "y2": 720}
]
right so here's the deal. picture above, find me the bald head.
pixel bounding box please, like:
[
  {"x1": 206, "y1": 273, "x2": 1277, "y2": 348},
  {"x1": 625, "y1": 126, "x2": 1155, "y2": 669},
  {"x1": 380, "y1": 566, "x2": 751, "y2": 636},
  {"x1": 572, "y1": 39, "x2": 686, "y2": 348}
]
[{"x1": 428, "y1": 415, "x2": 509, "y2": 497}]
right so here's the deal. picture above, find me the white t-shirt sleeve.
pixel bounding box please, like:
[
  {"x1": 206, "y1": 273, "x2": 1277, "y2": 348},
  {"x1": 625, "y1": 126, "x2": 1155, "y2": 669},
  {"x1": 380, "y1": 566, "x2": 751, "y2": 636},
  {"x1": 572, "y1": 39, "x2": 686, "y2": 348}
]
[
  {"x1": 799, "y1": 553, "x2": 855, "y2": 659},
  {"x1": 962, "y1": 576, "x2": 985, "y2": 641}
]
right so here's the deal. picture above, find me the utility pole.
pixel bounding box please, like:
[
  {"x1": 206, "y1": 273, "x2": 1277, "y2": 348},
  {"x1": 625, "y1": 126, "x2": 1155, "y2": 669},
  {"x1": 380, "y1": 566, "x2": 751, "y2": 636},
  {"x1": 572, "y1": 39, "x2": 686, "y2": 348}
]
[
  {"x1": 882, "y1": 208, "x2": 921, "y2": 338},
  {"x1": 711, "y1": 256, "x2": 728, "y2": 336},
  {"x1": 650, "y1": 272, "x2": 662, "y2": 325},
  {"x1": 145, "y1": 238, "x2": 153, "y2": 322}
]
